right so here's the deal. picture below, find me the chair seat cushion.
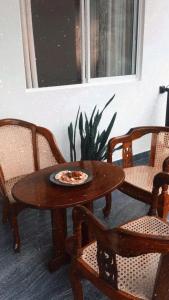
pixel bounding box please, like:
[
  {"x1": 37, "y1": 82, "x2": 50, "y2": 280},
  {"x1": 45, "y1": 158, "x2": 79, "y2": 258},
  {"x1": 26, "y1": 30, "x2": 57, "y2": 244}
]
[
  {"x1": 81, "y1": 216, "x2": 169, "y2": 300},
  {"x1": 124, "y1": 166, "x2": 159, "y2": 192},
  {"x1": 5, "y1": 175, "x2": 26, "y2": 203}
]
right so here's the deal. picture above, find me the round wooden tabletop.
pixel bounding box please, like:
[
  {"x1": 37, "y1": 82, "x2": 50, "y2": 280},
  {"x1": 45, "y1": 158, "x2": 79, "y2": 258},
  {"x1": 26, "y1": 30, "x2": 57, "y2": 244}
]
[{"x1": 12, "y1": 161, "x2": 124, "y2": 209}]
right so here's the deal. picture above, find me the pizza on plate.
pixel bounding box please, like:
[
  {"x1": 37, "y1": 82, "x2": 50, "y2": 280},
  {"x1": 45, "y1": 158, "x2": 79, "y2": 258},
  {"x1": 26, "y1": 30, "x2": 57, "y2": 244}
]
[{"x1": 55, "y1": 170, "x2": 88, "y2": 185}]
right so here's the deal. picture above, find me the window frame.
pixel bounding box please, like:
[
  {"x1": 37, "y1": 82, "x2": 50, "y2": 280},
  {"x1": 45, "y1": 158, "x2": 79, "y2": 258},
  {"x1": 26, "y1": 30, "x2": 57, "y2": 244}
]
[{"x1": 20, "y1": 0, "x2": 145, "y2": 90}]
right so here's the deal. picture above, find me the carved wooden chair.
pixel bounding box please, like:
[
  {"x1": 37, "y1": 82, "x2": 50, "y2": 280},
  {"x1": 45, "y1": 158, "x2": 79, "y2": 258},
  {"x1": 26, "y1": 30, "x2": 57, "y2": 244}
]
[
  {"x1": 0, "y1": 118, "x2": 65, "y2": 252},
  {"x1": 70, "y1": 172, "x2": 169, "y2": 300},
  {"x1": 103, "y1": 126, "x2": 169, "y2": 219}
]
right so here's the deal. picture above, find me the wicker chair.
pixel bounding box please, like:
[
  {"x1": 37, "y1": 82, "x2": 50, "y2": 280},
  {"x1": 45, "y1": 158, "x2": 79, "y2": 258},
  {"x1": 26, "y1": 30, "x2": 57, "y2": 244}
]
[
  {"x1": 0, "y1": 118, "x2": 65, "y2": 252},
  {"x1": 70, "y1": 172, "x2": 169, "y2": 300},
  {"x1": 103, "y1": 126, "x2": 169, "y2": 219}
]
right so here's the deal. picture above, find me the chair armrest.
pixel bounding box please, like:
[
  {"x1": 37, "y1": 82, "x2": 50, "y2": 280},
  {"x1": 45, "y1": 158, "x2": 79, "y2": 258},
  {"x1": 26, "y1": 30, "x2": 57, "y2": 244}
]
[
  {"x1": 108, "y1": 126, "x2": 155, "y2": 160},
  {"x1": 108, "y1": 126, "x2": 169, "y2": 167},
  {"x1": 73, "y1": 205, "x2": 169, "y2": 257},
  {"x1": 108, "y1": 127, "x2": 152, "y2": 167},
  {"x1": 105, "y1": 225, "x2": 169, "y2": 257}
]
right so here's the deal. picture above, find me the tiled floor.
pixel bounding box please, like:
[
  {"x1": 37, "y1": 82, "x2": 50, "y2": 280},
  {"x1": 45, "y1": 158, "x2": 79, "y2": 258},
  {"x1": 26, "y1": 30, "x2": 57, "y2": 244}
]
[
  {"x1": 0, "y1": 150, "x2": 151, "y2": 300},
  {"x1": 0, "y1": 191, "x2": 149, "y2": 300}
]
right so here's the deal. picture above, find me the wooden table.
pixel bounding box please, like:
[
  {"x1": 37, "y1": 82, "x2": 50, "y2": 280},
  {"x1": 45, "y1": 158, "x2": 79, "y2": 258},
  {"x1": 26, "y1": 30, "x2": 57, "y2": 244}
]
[{"x1": 12, "y1": 160, "x2": 124, "y2": 271}]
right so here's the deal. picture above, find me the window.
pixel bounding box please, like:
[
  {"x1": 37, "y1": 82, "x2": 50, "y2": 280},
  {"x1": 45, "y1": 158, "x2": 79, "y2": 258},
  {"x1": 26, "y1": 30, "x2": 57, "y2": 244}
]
[{"x1": 20, "y1": 0, "x2": 142, "y2": 88}]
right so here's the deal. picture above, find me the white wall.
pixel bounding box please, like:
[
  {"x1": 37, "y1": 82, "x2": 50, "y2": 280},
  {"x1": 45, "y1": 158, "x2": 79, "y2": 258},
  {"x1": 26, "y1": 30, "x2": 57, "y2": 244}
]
[{"x1": 0, "y1": 0, "x2": 169, "y2": 161}]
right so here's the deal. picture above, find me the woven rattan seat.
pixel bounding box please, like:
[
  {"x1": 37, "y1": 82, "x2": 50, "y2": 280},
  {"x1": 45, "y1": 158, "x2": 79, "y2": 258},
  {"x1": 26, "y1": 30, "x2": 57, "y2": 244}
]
[
  {"x1": 81, "y1": 216, "x2": 168, "y2": 300},
  {"x1": 5, "y1": 175, "x2": 25, "y2": 203}
]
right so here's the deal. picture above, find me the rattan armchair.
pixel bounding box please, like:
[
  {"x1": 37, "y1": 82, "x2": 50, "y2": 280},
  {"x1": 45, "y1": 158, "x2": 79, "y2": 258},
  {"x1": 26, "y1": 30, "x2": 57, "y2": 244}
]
[
  {"x1": 103, "y1": 126, "x2": 169, "y2": 219},
  {"x1": 0, "y1": 118, "x2": 65, "y2": 251},
  {"x1": 70, "y1": 172, "x2": 169, "y2": 300}
]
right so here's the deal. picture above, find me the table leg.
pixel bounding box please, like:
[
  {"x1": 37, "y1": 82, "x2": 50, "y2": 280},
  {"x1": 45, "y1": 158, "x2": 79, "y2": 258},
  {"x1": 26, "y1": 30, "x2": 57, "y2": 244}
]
[
  {"x1": 48, "y1": 208, "x2": 69, "y2": 272},
  {"x1": 82, "y1": 202, "x2": 94, "y2": 245}
]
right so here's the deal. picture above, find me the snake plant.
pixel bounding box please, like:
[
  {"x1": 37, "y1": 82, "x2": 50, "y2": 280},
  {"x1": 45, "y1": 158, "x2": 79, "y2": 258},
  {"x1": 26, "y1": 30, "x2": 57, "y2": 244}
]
[{"x1": 68, "y1": 95, "x2": 117, "y2": 161}]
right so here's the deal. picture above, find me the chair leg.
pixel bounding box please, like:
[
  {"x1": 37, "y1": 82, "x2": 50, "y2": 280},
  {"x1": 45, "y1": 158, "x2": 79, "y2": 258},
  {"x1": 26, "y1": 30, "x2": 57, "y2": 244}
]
[
  {"x1": 2, "y1": 202, "x2": 9, "y2": 224},
  {"x1": 157, "y1": 205, "x2": 169, "y2": 220},
  {"x1": 10, "y1": 207, "x2": 21, "y2": 252},
  {"x1": 70, "y1": 267, "x2": 83, "y2": 300},
  {"x1": 157, "y1": 194, "x2": 169, "y2": 220},
  {"x1": 103, "y1": 193, "x2": 112, "y2": 218}
]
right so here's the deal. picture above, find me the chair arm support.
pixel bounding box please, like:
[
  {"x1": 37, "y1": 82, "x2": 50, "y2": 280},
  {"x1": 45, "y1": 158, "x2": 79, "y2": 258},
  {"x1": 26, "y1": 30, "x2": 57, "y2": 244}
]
[
  {"x1": 108, "y1": 132, "x2": 134, "y2": 167},
  {"x1": 0, "y1": 165, "x2": 7, "y2": 198},
  {"x1": 163, "y1": 156, "x2": 169, "y2": 172},
  {"x1": 108, "y1": 134, "x2": 131, "y2": 163},
  {"x1": 153, "y1": 172, "x2": 169, "y2": 190},
  {"x1": 150, "y1": 172, "x2": 169, "y2": 216},
  {"x1": 72, "y1": 205, "x2": 106, "y2": 256}
]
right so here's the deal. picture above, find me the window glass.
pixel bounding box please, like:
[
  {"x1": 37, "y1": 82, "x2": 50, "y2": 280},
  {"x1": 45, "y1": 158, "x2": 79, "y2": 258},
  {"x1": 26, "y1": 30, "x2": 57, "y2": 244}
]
[
  {"x1": 90, "y1": 0, "x2": 138, "y2": 78},
  {"x1": 31, "y1": 0, "x2": 81, "y2": 87}
]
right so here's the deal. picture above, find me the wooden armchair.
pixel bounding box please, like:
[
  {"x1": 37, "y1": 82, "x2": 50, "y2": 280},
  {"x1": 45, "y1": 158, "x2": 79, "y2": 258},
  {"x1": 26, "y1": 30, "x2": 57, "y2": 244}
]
[
  {"x1": 70, "y1": 172, "x2": 169, "y2": 300},
  {"x1": 0, "y1": 118, "x2": 65, "y2": 251},
  {"x1": 103, "y1": 126, "x2": 169, "y2": 219}
]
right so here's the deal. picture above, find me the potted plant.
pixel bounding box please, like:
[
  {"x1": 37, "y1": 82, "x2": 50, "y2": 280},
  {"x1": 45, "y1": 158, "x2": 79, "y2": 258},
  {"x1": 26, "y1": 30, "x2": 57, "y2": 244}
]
[{"x1": 68, "y1": 95, "x2": 117, "y2": 161}]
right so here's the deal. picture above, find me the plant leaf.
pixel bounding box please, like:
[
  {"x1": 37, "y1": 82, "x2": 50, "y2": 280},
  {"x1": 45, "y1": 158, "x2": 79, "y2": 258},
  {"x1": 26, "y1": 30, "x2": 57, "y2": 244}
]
[
  {"x1": 89, "y1": 105, "x2": 97, "y2": 127},
  {"x1": 100, "y1": 94, "x2": 115, "y2": 115},
  {"x1": 79, "y1": 112, "x2": 86, "y2": 160},
  {"x1": 68, "y1": 123, "x2": 74, "y2": 161},
  {"x1": 79, "y1": 112, "x2": 83, "y2": 138},
  {"x1": 98, "y1": 112, "x2": 117, "y2": 154},
  {"x1": 73, "y1": 107, "x2": 80, "y2": 161}
]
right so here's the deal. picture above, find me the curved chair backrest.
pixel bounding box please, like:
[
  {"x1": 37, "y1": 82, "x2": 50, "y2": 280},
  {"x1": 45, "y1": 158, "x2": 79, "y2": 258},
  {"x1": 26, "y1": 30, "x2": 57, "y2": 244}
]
[
  {"x1": 0, "y1": 119, "x2": 65, "y2": 181},
  {"x1": 108, "y1": 126, "x2": 169, "y2": 169}
]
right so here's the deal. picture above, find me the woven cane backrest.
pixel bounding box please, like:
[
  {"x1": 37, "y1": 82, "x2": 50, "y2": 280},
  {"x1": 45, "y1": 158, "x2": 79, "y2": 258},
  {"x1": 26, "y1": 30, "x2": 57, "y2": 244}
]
[
  {"x1": 0, "y1": 125, "x2": 34, "y2": 181},
  {"x1": 121, "y1": 215, "x2": 169, "y2": 235},
  {"x1": 37, "y1": 133, "x2": 57, "y2": 169},
  {"x1": 154, "y1": 132, "x2": 169, "y2": 169}
]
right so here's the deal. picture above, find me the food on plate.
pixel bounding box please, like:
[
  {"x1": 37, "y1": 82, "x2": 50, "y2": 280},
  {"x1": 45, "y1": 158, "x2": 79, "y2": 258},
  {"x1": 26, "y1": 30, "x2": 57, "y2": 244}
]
[{"x1": 55, "y1": 170, "x2": 88, "y2": 184}]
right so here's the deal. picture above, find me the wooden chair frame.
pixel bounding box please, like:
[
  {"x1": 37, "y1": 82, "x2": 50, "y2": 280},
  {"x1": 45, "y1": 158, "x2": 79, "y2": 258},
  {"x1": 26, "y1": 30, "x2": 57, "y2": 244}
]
[
  {"x1": 70, "y1": 172, "x2": 169, "y2": 300},
  {"x1": 103, "y1": 126, "x2": 169, "y2": 219},
  {"x1": 0, "y1": 118, "x2": 66, "y2": 251}
]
